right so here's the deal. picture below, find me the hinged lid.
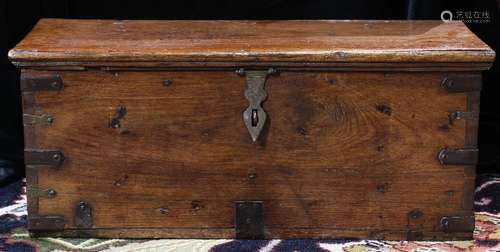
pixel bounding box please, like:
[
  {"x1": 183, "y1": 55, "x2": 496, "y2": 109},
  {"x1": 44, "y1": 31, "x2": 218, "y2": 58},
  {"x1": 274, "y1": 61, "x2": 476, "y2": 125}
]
[{"x1": 9, "y1": 19, "x2": 495, "y2": 70}]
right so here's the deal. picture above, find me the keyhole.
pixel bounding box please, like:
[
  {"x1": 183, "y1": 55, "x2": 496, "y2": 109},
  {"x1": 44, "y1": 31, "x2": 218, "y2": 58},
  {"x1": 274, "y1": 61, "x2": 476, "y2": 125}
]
[{"x1": 251, "y1": 109, "x2": 258, "y2": 127}]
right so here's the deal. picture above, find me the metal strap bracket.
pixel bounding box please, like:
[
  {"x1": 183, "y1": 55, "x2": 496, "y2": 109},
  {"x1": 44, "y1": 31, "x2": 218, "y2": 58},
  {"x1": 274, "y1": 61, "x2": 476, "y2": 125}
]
[
  {"x1": 75, "y1": 201, "x2": 93, "y2": 229},
  {"x1": 440, "y1": 216, "x2": 474, "y2": 232},
  {"x1": 23, "y1": 114, "x2": 54, "y2": 126},
  {"x1": 21, "y1": 74, "x2": 63, "y2": 92},
  {"x1": 25, "y1": 149, "x2": 65, "y2": 167},
  {"x1": 441, "y1": 75, "x2": 481, "y2": 93},
  {"x1": 27, "y1": 186, "x2": 57, "y2": 198},
  {"x1": 438, "y1": 148, "x2": 478, "y2": 166},
  {"x1": 28, "y1": 215, "x2": 65, "y2": 231},
  {"x1": 448, "y1": 111, "x2": 479, "y2": 125}
]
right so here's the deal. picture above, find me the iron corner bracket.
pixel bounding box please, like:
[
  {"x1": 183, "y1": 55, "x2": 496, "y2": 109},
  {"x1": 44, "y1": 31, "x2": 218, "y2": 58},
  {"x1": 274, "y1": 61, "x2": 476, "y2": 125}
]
[
  {"x1": 438, "y1": 147, "x2": 478, "y2": 166},
  {"x1": 21, "y1": 74, "x2": 63, "y2": 92}
]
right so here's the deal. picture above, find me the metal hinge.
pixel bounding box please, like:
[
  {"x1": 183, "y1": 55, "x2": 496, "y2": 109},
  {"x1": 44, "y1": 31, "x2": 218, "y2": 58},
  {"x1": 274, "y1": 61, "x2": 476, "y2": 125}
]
[
  {"x1": 28, "y1": 215, "x2": 65, "y2": 231},
  {"x1": 437, "y1": 148, "x2": 478, "y2": 166},
  {"x1": 75, "y1": 201, "x2": 93, "y2": 229},
  {"x1": 23, "y1": 114, "x2": 54, "y2": 126},
  {"x1": 21, "y1": 74, "x2": 63, "y2": 92},
  {"x1": 448, "y1": 111, "x2": 479, "y2": 125},
  {"x1": 25, "y1": 149, "x2": 65, "y2": 167},
  {"x1": 441, "y1": 75, "x2": 481, "y2": 93},
  {"x1": 235, "y1": 201, "x2": 264, "y2": 239},
  {"x1": 440, "y1": 216, "x2": 474, "y2": 232}
]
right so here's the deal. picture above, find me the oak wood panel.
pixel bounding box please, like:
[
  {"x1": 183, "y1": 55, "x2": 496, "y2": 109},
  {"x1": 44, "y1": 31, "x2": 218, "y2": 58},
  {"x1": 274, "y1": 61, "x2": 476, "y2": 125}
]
[
  {"x1": 38, "y1": 192, "x2": 467, "y2": 229},
  {"x1": 9, "y1": 19, "x2": 495, "y2": 67},
  {"x1": 24, "y1": 69, "x2": 473, "y2": 238},
  {"x1": 12, "y1": 18, "x2": 493, "y2": 240}
]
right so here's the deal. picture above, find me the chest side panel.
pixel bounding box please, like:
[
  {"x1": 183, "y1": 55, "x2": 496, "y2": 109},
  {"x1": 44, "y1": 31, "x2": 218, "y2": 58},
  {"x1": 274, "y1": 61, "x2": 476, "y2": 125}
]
[{"x1": 23, "y1": 69, "x2": 476, "y2": 239}]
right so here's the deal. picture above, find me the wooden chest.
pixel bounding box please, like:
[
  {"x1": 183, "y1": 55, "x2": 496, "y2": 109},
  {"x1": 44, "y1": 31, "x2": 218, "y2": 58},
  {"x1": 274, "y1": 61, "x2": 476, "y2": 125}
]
[{"x1": 9, "y1": 19, "x2": 495, "y2": 240}]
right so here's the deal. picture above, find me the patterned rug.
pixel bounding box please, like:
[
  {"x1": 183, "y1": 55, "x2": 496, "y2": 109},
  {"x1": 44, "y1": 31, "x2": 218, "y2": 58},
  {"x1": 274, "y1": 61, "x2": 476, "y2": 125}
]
[{"x1": 2, "y1": 176, "x2": 500, "y2": 252}]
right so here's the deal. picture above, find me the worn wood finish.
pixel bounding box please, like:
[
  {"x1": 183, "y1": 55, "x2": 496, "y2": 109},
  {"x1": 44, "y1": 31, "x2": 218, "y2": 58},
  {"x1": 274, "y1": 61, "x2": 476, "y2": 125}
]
[
  {"x1": 9, "y1": 19, "x2": 495, "y2": 68},
  {"x1": 10, "y1": 19, "x2": 495, "y2": 240},
  {"x1": 24, "y1": 69, "x2": 472, "y2": 239}
]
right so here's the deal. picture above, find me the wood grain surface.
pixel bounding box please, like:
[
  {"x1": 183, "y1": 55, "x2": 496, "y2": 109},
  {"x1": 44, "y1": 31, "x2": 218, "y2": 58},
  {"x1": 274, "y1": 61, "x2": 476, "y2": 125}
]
[
  {"x1": 23, "y1": 69, "x2": 475, "y2": 239},
  {"x1": 9, "y1": 19, "x2": 495, "y2": 67},
  {"x1": 13, "y1": 18, "x2": 494, "y2": 240}
]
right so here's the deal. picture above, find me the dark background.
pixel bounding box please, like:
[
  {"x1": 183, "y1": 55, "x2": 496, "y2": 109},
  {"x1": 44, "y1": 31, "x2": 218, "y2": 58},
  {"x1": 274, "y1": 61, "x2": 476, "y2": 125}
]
[{"x1": 0, "y1": 0, "x2": 499, "y2": 183}]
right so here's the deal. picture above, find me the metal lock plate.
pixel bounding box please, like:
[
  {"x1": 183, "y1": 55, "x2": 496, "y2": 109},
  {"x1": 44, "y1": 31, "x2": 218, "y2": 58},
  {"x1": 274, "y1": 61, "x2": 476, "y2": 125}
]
[{"x1": 235, "y1": 201, "x2": 264, "y2": 239}]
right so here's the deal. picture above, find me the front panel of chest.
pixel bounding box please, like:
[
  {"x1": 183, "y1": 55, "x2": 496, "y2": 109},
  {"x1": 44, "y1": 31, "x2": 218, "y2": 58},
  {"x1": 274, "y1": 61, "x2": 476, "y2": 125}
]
[{"x1": 22, "y1": 69, "x2": 478, "y2": 239}]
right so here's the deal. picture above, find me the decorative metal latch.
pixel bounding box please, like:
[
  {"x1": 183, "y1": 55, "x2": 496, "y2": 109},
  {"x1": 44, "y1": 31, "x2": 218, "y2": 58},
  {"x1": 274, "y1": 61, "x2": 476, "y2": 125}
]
[{"x1": 238, "y1": 68, "x2": 277, "y2": 142}]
